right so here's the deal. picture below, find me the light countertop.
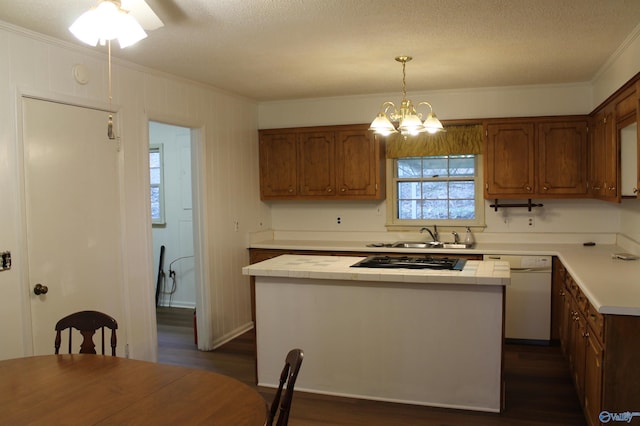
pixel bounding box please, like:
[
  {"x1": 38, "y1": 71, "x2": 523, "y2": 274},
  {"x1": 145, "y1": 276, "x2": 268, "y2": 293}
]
[
  {"x1": 248, "y1": 239, "x2": 640, "y2": 315},
  {"x1": 242, "y1": 254, "x2": 510, "y2": 286}
]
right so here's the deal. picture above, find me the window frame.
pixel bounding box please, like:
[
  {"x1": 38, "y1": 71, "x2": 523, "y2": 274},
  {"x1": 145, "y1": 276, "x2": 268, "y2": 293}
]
[
  {"x1": 385, "y1": 155, "x2": 485, "y2": 230},
  {"x1": 150, "y1": 144, "x2": 166, "y2": 226}
]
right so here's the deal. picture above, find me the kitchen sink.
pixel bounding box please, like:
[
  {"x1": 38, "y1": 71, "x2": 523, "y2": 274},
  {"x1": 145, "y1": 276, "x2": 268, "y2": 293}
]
[{"x1": 367, "y1": 241, "x2": 473, "y2": 249}]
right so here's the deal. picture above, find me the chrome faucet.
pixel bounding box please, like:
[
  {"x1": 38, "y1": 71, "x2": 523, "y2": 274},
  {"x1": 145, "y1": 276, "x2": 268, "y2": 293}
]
[
  {"x1": 451, "y1": 231, "x2": 460, "y2": 243},
  {"x1": 420, "y1": 225, "x2": 439, "y2": 242}
]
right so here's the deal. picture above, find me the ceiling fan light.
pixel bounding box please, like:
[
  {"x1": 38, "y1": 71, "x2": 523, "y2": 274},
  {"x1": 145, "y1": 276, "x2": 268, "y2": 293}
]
[
  {"x1": 369, "y1": 113, "x2": 398, "y2": 135},
  {"x1": 69, "y1": 8, "x2": 102, "y2": 46},
  {"x1": 115, "y1": 13, "x2": 148, "y2": 48},
  {"x1": 69, "y1": 0, "x2": 147, "y2": 48}
]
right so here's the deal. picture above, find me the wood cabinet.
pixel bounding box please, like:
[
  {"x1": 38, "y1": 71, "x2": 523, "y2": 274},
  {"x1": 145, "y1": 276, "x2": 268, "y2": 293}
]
[
  {"x1": 259, "y1": 124, "x2": 385, "y2": 201},
  {"x1": 259, "y1": 132, "x2": 298, "y2": 197},
  {"x1": 485, "y1": 122, "x2": 535, "y2": 197},
  {"x1": 554, "y1": 258, "x2": 640, "y2": 426},
  {"x1": 617, "y1": 82, "x2": 639, "y2": 199},
  {"x1": 484, "y1": 117, "x2": 589, "y2": 199},
  {"x1": 538, "y1": 120, "x2": 589, "y2": 195},
  {"x1": 589, "y1": 105, "x2": 619, "y2": 201}
]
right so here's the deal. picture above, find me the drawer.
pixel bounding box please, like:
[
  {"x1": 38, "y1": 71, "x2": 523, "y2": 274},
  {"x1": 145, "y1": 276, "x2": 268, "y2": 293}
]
[
  {"x1": 565, "y1": 274, "x2": 579, "y2": 298},
  {"x1": 574, "y1": 286, "x2": 589, "y2": 314},
  {"x1": 587, "y1": 303, "x2": 605, "y2": 343}
]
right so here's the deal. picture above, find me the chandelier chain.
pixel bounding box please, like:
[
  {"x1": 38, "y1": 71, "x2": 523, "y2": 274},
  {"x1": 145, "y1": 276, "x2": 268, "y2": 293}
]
[{"x1": 401, "y1": 60, "x2": 407, "y2": 99}]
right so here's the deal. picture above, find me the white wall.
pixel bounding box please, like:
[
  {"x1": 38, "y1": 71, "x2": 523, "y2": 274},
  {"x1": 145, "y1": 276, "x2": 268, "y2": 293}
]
[{"x1": 0, "y1": 23, "x2": 269, "y2": 361}]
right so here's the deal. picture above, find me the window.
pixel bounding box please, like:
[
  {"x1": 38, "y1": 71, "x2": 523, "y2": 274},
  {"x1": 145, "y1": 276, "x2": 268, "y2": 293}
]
[
  {"x1": 150, "y1": 144, "x2": 165, "y2": 225},
  {"x1": 388, "y1": 155, "x2": 484, "y2": 227}
]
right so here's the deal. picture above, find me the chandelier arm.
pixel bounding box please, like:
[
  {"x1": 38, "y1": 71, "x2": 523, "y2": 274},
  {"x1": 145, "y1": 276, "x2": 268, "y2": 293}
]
[
  {"x1": 416, "y1": 101, "x2": 434, "y2": 113},
  {"x1": 379, "y1": 101, "x2": 397, "y2": 116}
]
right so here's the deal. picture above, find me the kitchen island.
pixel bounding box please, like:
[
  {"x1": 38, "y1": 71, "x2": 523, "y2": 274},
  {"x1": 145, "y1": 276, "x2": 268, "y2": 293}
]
[{"x1": 242, "y1": 254, "x2": 510, "y2": 412}]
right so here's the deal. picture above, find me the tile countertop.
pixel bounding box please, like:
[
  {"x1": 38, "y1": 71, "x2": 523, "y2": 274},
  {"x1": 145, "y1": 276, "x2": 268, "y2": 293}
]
[
  {"x1": 248, "y1": 240, "x2": 640, "y2": 316},
  {"x1": 242, "y1": 254, "x2": 511, "y2": 286}
]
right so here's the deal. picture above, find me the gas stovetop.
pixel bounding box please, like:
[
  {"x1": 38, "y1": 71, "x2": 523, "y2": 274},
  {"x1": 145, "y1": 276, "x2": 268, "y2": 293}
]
[{"x1": 350, "y1": 256, "x2": 467, "y2": 270}]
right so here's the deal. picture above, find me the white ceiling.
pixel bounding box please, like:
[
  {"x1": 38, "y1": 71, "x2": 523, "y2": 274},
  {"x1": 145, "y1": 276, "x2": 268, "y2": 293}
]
[{"x1": 1, "y1": 0, "x2": 640, "y2": 102}]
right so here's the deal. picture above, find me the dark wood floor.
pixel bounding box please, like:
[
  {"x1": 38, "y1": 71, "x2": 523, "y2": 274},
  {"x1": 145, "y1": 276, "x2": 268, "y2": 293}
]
[{"x1": 156, "y1": 307, "x2": 586, "y2": 426}]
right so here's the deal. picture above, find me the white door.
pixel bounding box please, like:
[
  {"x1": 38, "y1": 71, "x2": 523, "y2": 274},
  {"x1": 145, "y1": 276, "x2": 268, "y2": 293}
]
[{"x1": 22, "y1": 97, "x2": 126, "y2": 355}]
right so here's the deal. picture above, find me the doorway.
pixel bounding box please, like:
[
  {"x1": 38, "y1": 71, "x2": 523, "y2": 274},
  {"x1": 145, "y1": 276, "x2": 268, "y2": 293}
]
[
  {"x1": 149, "y1": 121, "x2": 205, "y2": 348},
  {"x1": 150, "y1": 121, "x2": 195, "y2": 308}
]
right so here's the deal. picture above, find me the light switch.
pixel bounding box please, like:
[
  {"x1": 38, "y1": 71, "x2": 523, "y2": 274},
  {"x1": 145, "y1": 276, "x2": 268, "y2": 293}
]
[{"x1": 0, "y1": 251, "x2": 11, "y2": 271}]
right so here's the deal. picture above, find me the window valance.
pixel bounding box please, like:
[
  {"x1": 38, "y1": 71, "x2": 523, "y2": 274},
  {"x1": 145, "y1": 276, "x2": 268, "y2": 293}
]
[{"x1": 385, "y1": 124, "x2": 483, "y2": 158}]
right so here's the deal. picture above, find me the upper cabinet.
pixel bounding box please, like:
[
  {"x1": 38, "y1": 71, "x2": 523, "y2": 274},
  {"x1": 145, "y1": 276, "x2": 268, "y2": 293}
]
[
  {"x1": 616, "y1": 82, "x2": 640, "y2": 199},
  {"x1": 589, "y1": 105, "x2": 618, "y2": 201},
  {"x1": 259, "y1": 124, "x2": 386, "y2": 201},
  {"x1": 259, "y1": 132, "x2": 298, "y2": 198},
  {"x1": 484, "y1": 117, "x2": 589, "y2": 199},
  {"x1": 590, "y1": 79, "x2": 640, "y2": 202}
]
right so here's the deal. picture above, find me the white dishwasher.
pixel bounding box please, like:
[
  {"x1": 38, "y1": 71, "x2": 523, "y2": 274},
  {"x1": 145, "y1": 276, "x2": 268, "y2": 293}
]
[{"x1": 483, "y1": 254, "x2": 552, "y2": 343}]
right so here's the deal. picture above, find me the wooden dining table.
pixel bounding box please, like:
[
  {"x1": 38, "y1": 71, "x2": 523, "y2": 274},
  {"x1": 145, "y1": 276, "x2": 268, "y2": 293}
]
[{"x1": 0, "y1": 354, "x2": 268, "y2": 425}]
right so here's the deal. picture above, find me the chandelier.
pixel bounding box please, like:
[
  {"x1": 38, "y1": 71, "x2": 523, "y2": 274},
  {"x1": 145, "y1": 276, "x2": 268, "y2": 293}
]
[
  {"x1": 69, "y1": 0, "x2": 148, "y2": 139},
  {"x1": 369, "y1": 56, "x2": 444, "y2": 137}
]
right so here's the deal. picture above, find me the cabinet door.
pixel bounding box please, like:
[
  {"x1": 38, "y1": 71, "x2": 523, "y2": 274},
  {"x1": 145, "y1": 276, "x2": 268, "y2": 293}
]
[
  {"x1": 485, "y1": 123, "x2": 535, "y2": 197},
  {"x1": 551, "y1": 258, "x2": 566, "y2": 341},
  {"x1": 259, "y1": 132, "x2": 298, "y2": 199},
  {"x1": 299, "y1": 132, "x2": 335, "y2": 196},
  {"x1": 335, "y1": 130, "x2": 379, "y2": 197},
  {"x1": 591, "y1": 107, "x2": 619, "y2": 201},
  {"x1": 583, "y1": 332, "x2": 603, "y2": 426},
  {"x1": 537, "y1": 121, "x2": 588, "y2": 195},
  {"x1": 561, "y1": 285, "x2": 573, "y2": 358},
  {"x1": 572, "y1": 298, "x2": 587, "y2": 401}
]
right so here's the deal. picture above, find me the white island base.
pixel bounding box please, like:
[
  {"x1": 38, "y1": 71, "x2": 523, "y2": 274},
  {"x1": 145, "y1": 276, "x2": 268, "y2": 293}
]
[{"x1": 249, "y1": 256, "x2": 508, "y2": 413}]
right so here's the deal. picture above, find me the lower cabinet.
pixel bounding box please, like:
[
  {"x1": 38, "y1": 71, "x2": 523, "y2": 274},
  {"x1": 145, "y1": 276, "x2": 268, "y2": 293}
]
[
  {"x1": 583, "y1": 331, "x2": 604, "y2": 426},
  {"x1": 554, "y1": 258, "x2": 640, "y2": 426}
]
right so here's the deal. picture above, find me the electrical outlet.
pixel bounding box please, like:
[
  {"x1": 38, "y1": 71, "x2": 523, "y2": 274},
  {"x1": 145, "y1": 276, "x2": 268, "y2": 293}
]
[
  {"x1": 336, "y1": 217, "x2": 342, "y2": 224},
  {"x1": 528, "y1": 217, "x2": 535, "y2": 227},
  {"x1": 234, "y1": 220, "x2": 239, "y2": 231}
]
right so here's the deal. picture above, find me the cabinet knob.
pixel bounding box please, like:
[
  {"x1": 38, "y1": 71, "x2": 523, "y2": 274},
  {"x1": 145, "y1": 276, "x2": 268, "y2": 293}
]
[
  {"x1": 633, "y1": 188, "x2": 638, "y2": 194},
  {"x1": 340, "y1": 188, "x2": 346, "y2": 192},
  {"x1": 608, "y1": 185, "x2": 616, "y2": 191},
  {"x1": 288, "y1": 188, "x2": 294, "y2": 193},
  {"x1": 525, "y1": 185, "x2": 532, "y2": 192},
  {"x1": 543, "y1": 185, "x2": 549, "y2": 191},
  {"x1": 326, "y1": 187, "x2": 333, "y2": 193}
]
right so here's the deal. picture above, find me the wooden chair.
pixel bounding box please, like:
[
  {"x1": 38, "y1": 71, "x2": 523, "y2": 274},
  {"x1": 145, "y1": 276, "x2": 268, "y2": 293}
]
[
  {"x1": 54, "y1": 311, "x2": 118, "y2": 356},
  {"x1": 267, "y1": 348, "x2": 304, "y2": 426}
]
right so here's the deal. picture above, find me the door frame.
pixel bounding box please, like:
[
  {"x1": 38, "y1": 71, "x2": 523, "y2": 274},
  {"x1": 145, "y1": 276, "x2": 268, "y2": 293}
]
[
  {"x1": 15, "y1": 88, "x2": 125, "y2": 356},
  {"x1": 144, "y1": 112, "x2": 211, "y2": 351}
]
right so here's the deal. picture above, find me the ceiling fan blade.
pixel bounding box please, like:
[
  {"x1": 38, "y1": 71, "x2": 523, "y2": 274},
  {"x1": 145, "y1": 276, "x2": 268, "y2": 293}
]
[{"x1": 121, "y1": 0, "x2": 164, "y2": 30}]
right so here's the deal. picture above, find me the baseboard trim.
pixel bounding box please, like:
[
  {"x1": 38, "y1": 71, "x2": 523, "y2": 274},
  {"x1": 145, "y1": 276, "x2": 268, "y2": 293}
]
[{"x1": 211, "y1": 322, "x2": 255, "y2": 350}]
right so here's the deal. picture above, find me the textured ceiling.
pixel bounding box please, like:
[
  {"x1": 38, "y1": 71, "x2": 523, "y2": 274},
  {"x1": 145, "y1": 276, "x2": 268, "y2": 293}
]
[{"x1": 1, "y1": 0, "x2": 640, "y2": 101}]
